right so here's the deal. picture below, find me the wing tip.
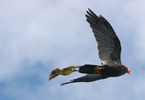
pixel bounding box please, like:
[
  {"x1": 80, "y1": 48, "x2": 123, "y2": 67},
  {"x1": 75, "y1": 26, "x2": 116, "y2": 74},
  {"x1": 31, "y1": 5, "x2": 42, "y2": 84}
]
[{"x1": 61, "y1": 81, "x2": 73, "y2": 86}]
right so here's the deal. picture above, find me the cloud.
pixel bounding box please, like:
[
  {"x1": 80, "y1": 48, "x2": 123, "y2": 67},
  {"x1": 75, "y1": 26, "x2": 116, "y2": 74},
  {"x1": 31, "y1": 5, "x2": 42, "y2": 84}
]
[{"x1": 0, "y1": 0, "x2": 145, "y2": 100}]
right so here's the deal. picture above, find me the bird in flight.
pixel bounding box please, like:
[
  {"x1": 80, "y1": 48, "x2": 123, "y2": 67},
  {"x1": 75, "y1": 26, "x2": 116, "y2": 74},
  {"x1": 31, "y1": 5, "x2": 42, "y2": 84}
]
[{"x1": 49, "y1": 8, "x2": 130, "y2": 85}]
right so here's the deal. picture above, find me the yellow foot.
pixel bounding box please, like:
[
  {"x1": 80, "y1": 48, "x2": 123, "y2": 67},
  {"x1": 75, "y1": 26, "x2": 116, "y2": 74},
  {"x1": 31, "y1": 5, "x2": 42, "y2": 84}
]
[{"x1": 94, "y1": 66, "x2": 104, "y2": 74}]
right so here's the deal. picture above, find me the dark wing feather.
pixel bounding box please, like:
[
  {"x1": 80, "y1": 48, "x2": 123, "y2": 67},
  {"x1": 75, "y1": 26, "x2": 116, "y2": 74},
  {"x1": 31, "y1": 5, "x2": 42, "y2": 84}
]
[
  {"x1": 61, "y1": 74, "x2": 101, "y2": 85},
  {"x1": 61, "y1": 74, "x2": 107, "y2": 85},
  {"x1": 86, "y1": 9, "x2": 122, "y2": 65}
]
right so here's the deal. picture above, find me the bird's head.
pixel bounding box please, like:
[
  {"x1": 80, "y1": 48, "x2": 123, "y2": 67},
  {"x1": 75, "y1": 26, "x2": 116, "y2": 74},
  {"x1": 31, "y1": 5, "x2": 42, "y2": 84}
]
[{"x1": 125, "y1": 66, "x2": 130, "y2": 74}]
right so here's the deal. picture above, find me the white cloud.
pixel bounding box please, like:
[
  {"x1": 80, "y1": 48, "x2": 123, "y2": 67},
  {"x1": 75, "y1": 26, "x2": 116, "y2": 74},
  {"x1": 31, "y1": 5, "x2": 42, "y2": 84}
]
[{"x1": 0, "y1": 0, "x2": 145, "y2": 100}]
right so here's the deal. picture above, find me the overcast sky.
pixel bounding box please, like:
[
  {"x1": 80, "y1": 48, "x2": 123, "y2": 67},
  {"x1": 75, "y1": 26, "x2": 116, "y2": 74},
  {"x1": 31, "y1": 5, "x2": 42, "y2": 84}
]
[{"x1": 0, "y1": 0, "x2": 145, "y2": 100}]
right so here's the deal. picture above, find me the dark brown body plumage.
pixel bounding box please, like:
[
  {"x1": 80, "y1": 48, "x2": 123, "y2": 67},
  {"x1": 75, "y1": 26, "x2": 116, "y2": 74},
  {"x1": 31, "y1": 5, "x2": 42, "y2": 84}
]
[
  {"x1": 79, "y1": 64, "x2": 127, "y2": 77},
  {"x1": 54, "y1": 9, "x2": 130, "y2": 86}
]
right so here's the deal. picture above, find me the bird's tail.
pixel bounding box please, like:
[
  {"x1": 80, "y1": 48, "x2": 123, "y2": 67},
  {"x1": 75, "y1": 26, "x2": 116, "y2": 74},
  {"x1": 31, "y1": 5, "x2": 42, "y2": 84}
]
[
  {"x1": 49, "y1": 68, "x2": 60, "y2": 80},
  {"x1": 79, "y1": 64, "x2": 104, "y2": 74}
]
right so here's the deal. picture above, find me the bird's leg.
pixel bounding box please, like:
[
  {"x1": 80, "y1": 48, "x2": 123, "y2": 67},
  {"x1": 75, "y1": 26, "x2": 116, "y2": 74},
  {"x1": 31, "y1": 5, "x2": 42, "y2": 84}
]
[{"x1": 94, "y1": 66, "x2": 104, "y2": 74}]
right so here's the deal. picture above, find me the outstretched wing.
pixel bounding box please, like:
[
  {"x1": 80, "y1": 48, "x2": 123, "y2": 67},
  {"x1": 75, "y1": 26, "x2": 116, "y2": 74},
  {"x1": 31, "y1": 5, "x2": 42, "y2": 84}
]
[
  {"x1": 86, "y1": 9, "x2": 122, "y2": 65},
  {"x1": 61, "y1": 74, "x2": 107, "y2": 85}
]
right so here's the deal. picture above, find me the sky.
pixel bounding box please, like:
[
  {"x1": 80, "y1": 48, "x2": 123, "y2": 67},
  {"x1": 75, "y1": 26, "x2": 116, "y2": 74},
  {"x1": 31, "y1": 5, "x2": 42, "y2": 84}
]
[{"x1": 0, "y1": 0, "x2": 145, "y2": 100}]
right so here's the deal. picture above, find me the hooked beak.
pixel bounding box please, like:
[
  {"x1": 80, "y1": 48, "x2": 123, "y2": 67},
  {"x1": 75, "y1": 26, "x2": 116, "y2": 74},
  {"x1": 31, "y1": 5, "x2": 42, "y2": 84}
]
[{"x1": 125, "y1": 66, "x2": 131, "y2": 74}]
